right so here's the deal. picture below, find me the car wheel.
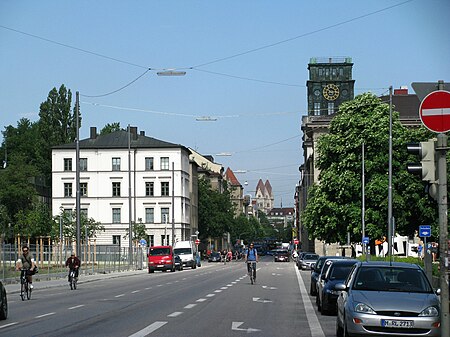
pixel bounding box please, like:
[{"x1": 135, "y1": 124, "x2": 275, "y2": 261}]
[
  {"x1": 336, "y1": 316, "x2": 344, "y2": 337},
  {"x1": 0, "y1": 289, "x2": 7, "y2": 320},
  {"x1": 321, "y1": 297, "x2": 328, "y2": 315}
]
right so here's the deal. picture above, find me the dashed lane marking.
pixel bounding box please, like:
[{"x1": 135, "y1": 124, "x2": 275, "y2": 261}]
[
  {"x1": 184, "y1": 304, "x2": 197, "y2": 309},
  {"x1": 35, "y1": 312, "x2": 56, "y2": 318},
  {"x1": 168, "y1": 312, "x2": 183, "y2": 317},
  {"x1": 0, "y1": 322, "x2": 19, "y2": 329},
  {"x1": 68, "y1": 304, "x2": 85, "y2": 310}
]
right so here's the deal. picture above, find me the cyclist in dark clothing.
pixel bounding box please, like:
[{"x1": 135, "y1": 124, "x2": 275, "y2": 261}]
[{"x1": 65, "y1": 253, "x2": 81, "y2": 281}]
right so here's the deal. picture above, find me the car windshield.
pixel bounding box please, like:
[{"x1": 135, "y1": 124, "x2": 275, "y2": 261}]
[
  {"x1": 329, "y1": 265, "x2": 353, "y2": 280},
  {"x1": 352, "y1": 267, "x2": 433, "y2": 293},
  {"x1": 149, "y1": 248, "x2": 170, "y2": 256},
  {"x1": 304, "y1": 254, "x2": 319, "y2": 260},
  {"x1": 174, "y1": 248, "x2": 191, "y2": 254}
]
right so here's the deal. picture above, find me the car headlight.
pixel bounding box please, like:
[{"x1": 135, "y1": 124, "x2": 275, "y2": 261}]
[
  {"x1": 419, "y1": 306, "x2": 439, "y2": 317},
  {"x1": 354, "y1": 303, "x2": 376, "y2": 314}
]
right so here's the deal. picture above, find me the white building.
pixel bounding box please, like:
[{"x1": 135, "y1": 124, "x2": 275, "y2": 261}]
[{"x1": 52, "y1": 126, "x2": 194, "y2": 247}]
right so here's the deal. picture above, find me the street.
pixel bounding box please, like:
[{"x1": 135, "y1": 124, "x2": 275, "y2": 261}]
[{"x1": 1, "y1": 256, "x2": 336, "y2": 337}]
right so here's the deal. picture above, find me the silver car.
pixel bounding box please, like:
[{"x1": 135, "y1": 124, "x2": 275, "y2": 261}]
[
  {"x1": 336, "y1": 261, "x2": 441, "y2": 337},
  {"x1": 299, "y1": 253, "x2": 319, "y2": 270}
]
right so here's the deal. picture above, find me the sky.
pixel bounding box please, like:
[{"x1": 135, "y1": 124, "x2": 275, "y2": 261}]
[{"x1": 1, "y1": 0, "x2": 449, "y2": 208}]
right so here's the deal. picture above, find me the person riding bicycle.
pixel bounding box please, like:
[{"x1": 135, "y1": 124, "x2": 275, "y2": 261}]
[
  {"x1": 245, "y1": 243, "x2": 258, "y2": 280},
  {"x1": 15, "y1": 245, "x2": 37, "y2": 289},
  {"x1": 65, "y1": 252, "x2": 81, "y2": 282}
]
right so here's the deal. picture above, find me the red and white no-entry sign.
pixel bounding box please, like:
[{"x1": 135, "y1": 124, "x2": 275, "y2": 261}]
[
  {"x1": 419, "y1": 90, "x2": 450, "y2": 133},
  {"x1": 195, "y1": 239, "x2": 200, "y2": 245}
]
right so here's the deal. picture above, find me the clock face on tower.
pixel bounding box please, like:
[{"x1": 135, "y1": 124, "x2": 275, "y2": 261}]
[{"x1": 323, "y1": 84, "x2": 340, "y2": 101}]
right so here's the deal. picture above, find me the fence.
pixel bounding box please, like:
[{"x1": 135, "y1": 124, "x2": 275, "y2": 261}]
[{"x1": 0, "y1": 242, "x2": 147, "y2": 284}]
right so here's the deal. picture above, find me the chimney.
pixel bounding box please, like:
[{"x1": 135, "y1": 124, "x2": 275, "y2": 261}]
[
  {"x1": 140, "y1": 131, "x2": 145, "y2": 136},
  {"x1": 130, "y1": 126, "x2": 138, "y2": 140},
  {"x1": 394, "y1": 86, "x2": 408, "y2": 95},
  {"x1": 90, "y1": 127, "x2": 97, "y2": 139}
]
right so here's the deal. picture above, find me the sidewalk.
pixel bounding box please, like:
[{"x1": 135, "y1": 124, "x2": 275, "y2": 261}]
[{"x1": 4, "y1": 269, "x2": 146, "y2": 294}]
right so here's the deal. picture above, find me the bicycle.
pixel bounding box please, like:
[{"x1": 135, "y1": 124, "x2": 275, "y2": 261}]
[
  {"x1": 19, "y1": 269, "x2": 32, "y2": 301},
  {"x1": 68, "y1": 268, "x2": 78, "y2": 290},
  {"x1": 247, "y1": 261, "x2": 257, "y2": 285}
]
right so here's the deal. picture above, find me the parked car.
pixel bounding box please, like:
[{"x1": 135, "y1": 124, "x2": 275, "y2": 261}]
[
  {"x1": 208, "y1": 251, "x2": 222, "y2": 262},
  {"x1": 173, "y1": 240, "x2": 197, "y2": 269},
  {"x1": 174, "y1": 254, "x2": 183, "y2": 271},
  {"x1": 147, "y1": 245, "x2": 175, "y2": 273},
  {"x1": 0, "y1": 280, "x2": 7, "y2": 320},
  {"x1": 274, "y1": 249, "x2": 290, "y2": 262},
  {"x1": 336, "y1": 261, "x2": 441, "y2": 337},
  {"x1": 316, "y1": 259, "x2": 358, "y2": 315},
  {"x1": 298, "y1": 253, "x2": 319, "y2": 270},
  {"x1": 310, "y1": 256, "x2": 347, "y2": 296}
]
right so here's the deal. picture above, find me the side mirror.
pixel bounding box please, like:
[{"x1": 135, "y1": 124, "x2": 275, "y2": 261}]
[
  {"x1": 335, "y1": 283, "x2": 346, "y2": 291},
  {"x1": 435, "y1": 288, "x2": 441, "y2": 296},
  {"x1": 311, "y1": 263, "x2": 315, "y2": 269}
]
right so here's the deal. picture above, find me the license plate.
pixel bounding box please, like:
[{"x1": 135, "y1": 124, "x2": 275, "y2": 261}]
[
  {"x1": 157, "y1": 264, "x2": 164, "y2": 267},
  {"x1": 381, "y1": 319, "x2": 414, "y2": 328}
]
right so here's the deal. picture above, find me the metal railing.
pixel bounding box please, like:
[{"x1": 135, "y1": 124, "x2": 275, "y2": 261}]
[{"x1": 0, "y1": 243, "x2": 146, "y2": 284}]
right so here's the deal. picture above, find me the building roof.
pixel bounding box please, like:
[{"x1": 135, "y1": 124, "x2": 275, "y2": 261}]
[
  {"x1": 53, "y1": 127, "x2": 187, "y2": 151},
  {"x1": 224, "y1": 167, "x2": 241, "y2": 186},
  {"x1": 268, "y1": 207, "x2": 295, "y2": 216}
]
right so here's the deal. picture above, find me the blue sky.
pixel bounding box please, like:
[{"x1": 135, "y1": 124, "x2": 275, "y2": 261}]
[{"x1": 1, "y1": 0, "x2": 449, "y2": 207}]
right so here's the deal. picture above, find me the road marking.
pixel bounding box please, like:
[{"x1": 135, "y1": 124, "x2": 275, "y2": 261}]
[
  {"x1": 196, "y1": 298, "x2": 207, "y2": 302},
  {"x1": 168, "y1": 311, "x2": 183, "y2": 317},
  {"x1": 184, "y1": 304, "x2": 197, "y2": 309},
  {"x1": 156, "y1": 284, "x2": 163, "y2": 287},
  {"x1": 145, "y1": 287, "x2": 152, "y2": 290},
  {"x1": 253, "y1": 297, "x2": 273, "y2": 303},
  {"x1": 295, "y1": 265, "x2": 325, "y2": 337},
  {"x1": 231, "y1": 321, "x2": 261, "y2": 333},
  {"x1": 261, "y1": 285, "x2": 277, "y2": 290},
  {"x1": 115, "y1": 294, "x2": 125, "y2": 298},
  {"x1": 206, "y1": 293, "x2": 215, "y2": 297},
  {"x1": 36, "y1": 312, "x2": 56, "y2": 318},
  {"x1": 131, "y1": 290, "x2": 140, "y2": 294},
  {"x1": 214, "y1": 289, "x2": 222, "y2": 293},
  {"x1": 0, "y1": 322, "x2": 19, "y2": 329},
  {"x1": 220, "y1": 286, "x2": 228, "y2": 290},
  {"x1": 128, "y1": 321, "x2": 167, "y2": 337},
  {"x1": 226, "y1": 284, "x2": 233, "y2": 286},
  {"x1": 68, "y1": 304, "x2": 85, "y2": 310}
]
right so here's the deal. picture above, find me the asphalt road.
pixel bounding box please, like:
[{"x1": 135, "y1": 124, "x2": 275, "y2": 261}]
[{"x1": 1, "y1": 256, "x2": 337, "y2": 337}]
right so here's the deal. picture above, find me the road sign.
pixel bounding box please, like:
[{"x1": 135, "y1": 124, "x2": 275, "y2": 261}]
[
  {"x1": 419, "y1": 225, "x2": 431, "y2": 237},
  {"x1": 195, "y1": 239, "x2": 200, "y2": 245},
  {"x1": 139, "y1": 239, "x2": 147, "y2": 246},
  {"x1": 362, "y1": 237, "x2": 369, "y2": 244},
  {"x1": 419, "y1": 90, "x2": 450, "y2": 133}
]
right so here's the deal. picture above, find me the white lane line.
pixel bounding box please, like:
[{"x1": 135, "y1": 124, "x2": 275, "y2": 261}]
[
  {"x1": 220, "y1": 287, "x2": 228, "y2": 290},
  {"x1": 206, "y1": 293, "x2": 215, "y2": 297},
  {"x1": 36, "y1": 312, "x2": 56, "y2": 318},
  {"x1": 115, "y1": 294, "x2": 125, "y2": 298},
  {"x1": 184, "y1": 304, "x2": 197, "y2": 309},
  {"x1": 168, "y1": 311, "x2": 183, "y2": 317},
  {"x1": 214, "y1": 289, "x2": 222, "y2": 293},
  {"x1": 145, "y1": 287, "x2": 152, "y2": 290},
  {"x1": 156, "y1": 284, "x2": 163, "y2": 287},
  {"x1": 196, "y1": 298, "x2": 207, "y2": 302},
  {"x1": 295, "y1": 265, "x2": 325, "y2": 337},
  {"x1": 128, "y1": 321, "x2": 167, "y2": 337},
  {"x1": 226, "y1": 284, "x2": 233, "y2": 287},
  {"x1": 131, "y1": 290, "x2": 140, "y2": 294},
  {"x1": 68, "y1": 304, "x2": 85, "y2": 310},
  {"x1": 0, "y1": 322, "x2": 19, "y2": 329}
]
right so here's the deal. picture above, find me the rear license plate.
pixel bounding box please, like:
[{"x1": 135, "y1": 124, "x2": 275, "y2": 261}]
[
  {"x1": 157, "y1": 264, "x2": 164, "y2": 267},
  {"x1": 381, "y1": 319, "x2": 414, "y2": 328}
]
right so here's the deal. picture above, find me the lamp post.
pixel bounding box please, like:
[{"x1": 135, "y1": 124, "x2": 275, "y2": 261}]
[{"x1": 75, "y1": 91, "x2": 81, "y2": 259}]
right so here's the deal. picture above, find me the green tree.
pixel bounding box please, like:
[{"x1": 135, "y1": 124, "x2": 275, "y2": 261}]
[
  {"x1": 302, "y1": 93, "x2": 437, "y2": 244},
  {"x1": 100, "y1": 122, "x2": 122, "y2": 135},
  {"x1": 198, "y1": 177, "x2": 235, "y2": 240},
  {"x1": 123, "y1": 220, "x2": 147, "y2": 243},
  {"x1": 53, "y1": 208, "x2": 104, "y2": 241}
]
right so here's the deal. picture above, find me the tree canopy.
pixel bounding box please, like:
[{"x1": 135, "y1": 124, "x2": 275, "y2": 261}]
[{"x1": 301, "y1": 93, "x2": 437, "y2": 244}]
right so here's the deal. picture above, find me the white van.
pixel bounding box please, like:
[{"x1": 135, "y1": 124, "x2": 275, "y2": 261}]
[{"x1": 173, "y1": 241, "x2": 196, "y2": 269}]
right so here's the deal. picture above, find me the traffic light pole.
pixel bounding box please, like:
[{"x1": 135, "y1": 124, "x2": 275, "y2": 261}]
[{"x1": 436, "y1": 133, "x2": 449, "y2": 336}]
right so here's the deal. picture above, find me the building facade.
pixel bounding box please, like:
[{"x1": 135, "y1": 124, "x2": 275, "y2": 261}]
[{"x1": 52, "y1": 126, "x2": 195, "y2": 248}]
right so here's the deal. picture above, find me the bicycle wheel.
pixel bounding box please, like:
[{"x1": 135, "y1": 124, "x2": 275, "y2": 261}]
[
  {"x1": 20, "y1": 282, "x2": 26, "y2": 301},
  {"x1": 69, "y1": 276, "x2": 73, "y2": 290},
  {"x1": 73, "y1": 277, "x2": 77, "y2": 290},
  {"x1": 26, "y1": 282, "x2": 31, "y2": 300}
]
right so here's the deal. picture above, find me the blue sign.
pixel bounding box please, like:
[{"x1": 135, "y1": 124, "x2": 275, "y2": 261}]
[
  {"x1": 362, "y1": 237, "x2": 370, "y2": 244},
  {"x1": 419, "y1": 225, "x2": 431, "y2": 237},
  {"x1": 139, "y1": 239, "x2": 147, "y2": 246}
]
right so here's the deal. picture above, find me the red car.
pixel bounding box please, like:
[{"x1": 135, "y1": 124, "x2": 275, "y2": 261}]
[{"x1": 148, "y1": 246, "x2": 175, "y2": 273}]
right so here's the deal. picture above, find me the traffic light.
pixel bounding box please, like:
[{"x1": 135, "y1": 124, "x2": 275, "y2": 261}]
[{"x1": 406, "y1": 139, "x2": 437, "y2": 182}]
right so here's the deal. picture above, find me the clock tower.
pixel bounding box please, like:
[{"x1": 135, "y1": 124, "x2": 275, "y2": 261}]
[{"x1": 307, "y1": 57, "x2": 355, "y2": 116}]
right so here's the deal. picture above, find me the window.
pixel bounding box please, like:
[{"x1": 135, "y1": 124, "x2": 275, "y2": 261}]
[
  {"x1": 328, "y1": 102, "x2": 335, "y2": 115},
  {"x1": 145, "y1": 157, "x2": 154, "y2": 171},
  {"x1": 161, "y1": 182, "x2": 169, "y2": 196},
  {"x1": 145, "y1": 182, "x2": 154, "y2": 196},
  {"x1": 112, "y1": 182, "x2": 121, "y2": 197},
  {"x1": 148, "y1": 235, "x2": 154, "y2": 247},
  {"x1": 161, "y1": 235, "x2": 169, "y2": 246},
  {"x1": 64, "y1": 158, "x2": 72, "y2": 171},
  {"x1": 112, "y1": 157, "x2": 121, "y2": 171},
  {"x1": 161, "y1": 208, "x2": 169, "y2": 223},
  {"x1": 314, "y1": 102, "x2": 321, "y2": 116},
  {"x1": 80, "y1": 182, "x2": 88, "y2": 197},
  {"x1": 112, "y1": 208, "x2": 121, "y2": 223},
  {"x1": 145, "y1": 208, "x2": 154, "y2": 223},
  {"x1": 80, "y1": 158, "x2": 87, "y2": 171},
  {"x1": 113, "y1": 235, "x2": 121, "y2": 245},
  {"x1": 64, "y1": 183, "x2": 72, "y2": 197},
  {"x1": 160, "y1": 157, "x2": 169, "y2": 170}
]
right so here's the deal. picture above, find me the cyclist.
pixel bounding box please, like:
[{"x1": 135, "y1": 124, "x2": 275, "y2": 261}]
[
  {"x1": 15, "y1": 245, "x2": 37, "y2": 289},
  {"x1": 245, "y1": 243, "x2": 258, "y2": 281},
  {"x1": 65, "y1": 252, "x2": 81, "y2": 283}
]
